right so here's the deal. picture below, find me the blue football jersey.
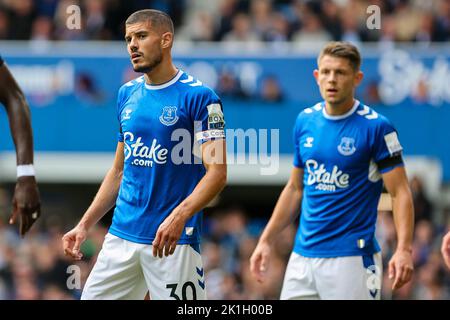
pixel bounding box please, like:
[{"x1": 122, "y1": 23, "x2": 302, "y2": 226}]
[
  {"x1": 293, "y1": 100, "x2": 404, "y2": 258},
  {"x1": 109, "y1": 69, "x2": 225, "y2": 245}
]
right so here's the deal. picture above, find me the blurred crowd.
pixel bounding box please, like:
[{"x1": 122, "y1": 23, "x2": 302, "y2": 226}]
[
  {"x1": 0, "y1": 0, "x2": 448, "y2": 44},
  {"x1": 0, "y1": 175, "x2": 449, "y2": 300},
  {"x1": 1, "y1": 0, "x2": 447, "y2": 105}
]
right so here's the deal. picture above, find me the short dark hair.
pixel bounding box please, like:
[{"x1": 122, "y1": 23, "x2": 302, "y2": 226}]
[
  {"x1": 318, "y1": 42, "x2": 361, "y2": 71},
  {"x1": 125, "y1": 9, "x2": 174, "y2": 34}
]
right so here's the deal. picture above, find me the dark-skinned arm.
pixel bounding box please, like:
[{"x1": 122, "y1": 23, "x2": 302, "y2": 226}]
[{"x1": 0, "y1": 61, "x2": 40, "y2": 237}]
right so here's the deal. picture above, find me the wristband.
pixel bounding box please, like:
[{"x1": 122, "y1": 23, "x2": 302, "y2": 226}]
[{"x1": 17, "y1": 164, "x2": 35, "y2": 177}]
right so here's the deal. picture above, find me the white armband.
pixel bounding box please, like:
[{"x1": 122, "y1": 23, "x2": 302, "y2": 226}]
[{"x1": 17, "y1": 164, "x2": 35, "y2": 177}]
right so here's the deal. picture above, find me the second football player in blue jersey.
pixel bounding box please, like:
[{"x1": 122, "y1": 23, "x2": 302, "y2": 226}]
[
  {"x1": 250, "y1": 42, "x2": 414, "y2": 300},
  {"x1": 62, "y1": 10, "x2": 227, "y2": 300}
]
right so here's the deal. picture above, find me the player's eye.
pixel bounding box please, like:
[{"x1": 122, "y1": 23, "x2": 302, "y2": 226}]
[{"x1": 138, "y1": 34, "x2": 146, "y2": 40}]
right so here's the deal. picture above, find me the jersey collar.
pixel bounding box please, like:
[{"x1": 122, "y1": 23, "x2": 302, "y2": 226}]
[
  {"x1": 144, "y1": 69, "x2": 183, "y2": 90},
  {"x1": 322, "y1": 99, "x2": 360, "y2": 120}
]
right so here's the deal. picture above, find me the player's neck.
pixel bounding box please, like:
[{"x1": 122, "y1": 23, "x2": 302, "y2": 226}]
[
  {"x1": 144, "y1": 62, "x2": 178, "y2": 86},
  {"x1": 325, "y1": 97, "x2": 355, "y2": 116}
]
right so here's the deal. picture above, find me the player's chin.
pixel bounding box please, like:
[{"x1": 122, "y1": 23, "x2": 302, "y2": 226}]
[
  {"x1": 132, "y1": 62, "x2": 151, "y2": 73},
  {"x1": 325, "y1": 96, "x2": 338, "y2": 104},
  {"x1": 325, "y1": 94, "x2": 344, "y2": 103}
]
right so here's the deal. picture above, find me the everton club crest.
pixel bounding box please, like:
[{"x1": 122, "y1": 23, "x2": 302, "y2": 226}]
[
  {"x1": 159, "y1": 106, "x2": 179, "y2": 126},
  {"x1": 337, "y1": 137, "x2": 356, "y2": 156}
]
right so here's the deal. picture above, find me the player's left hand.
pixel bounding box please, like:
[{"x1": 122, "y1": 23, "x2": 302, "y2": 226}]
[
  {"x1": 9, "y1": 176, "x2": 41, "y2": 237},
  {"x1": 441, "y1": 230, "x2": 450, "y2": 269},
  {"x1": 152, "y1": 210, "x2": 187, "y2": 258},
  {"x1": 388, "y1": 248, "x2": 414, "y2": 290}
]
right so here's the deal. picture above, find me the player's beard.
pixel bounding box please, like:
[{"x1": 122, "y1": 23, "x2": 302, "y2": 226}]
[{"x1": 133, "y1": 50, "x2": 163, "y2": 73}]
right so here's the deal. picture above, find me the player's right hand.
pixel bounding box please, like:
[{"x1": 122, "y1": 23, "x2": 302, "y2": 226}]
[
  {"x1": 249, "y1": 241, "x2": 272, "y2": 283},
  {"x1": 62, "y1": 225, "x2": 88, "y2": 260}
]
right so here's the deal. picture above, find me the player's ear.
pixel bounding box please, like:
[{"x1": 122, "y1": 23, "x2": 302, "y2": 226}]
[
  {"x1": 354, "y1": 70, "x2": 364, "y2": 86},
  {"x1": 313, "y1": 69, "x2": 319, "y2": 83},
  {"x1": 161, "y1": 32, "x2": 173, "y2": 49}
]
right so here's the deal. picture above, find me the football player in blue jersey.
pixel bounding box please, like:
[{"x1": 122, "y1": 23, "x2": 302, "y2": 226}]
[
  {"x1": 250, "y1": 42, "x2": 414, "y2": 299},
  {"x1": 62, "y1": 10, "x2": 227, "y2": 300},
  {"x1": 0, "y1": 55, "x2": 41, "y2": 237}
]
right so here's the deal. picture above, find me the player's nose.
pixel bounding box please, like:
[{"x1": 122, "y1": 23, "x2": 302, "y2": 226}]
[
  {"x1": 129, "y1": 38, "x2": 139, "y2": 51},
  {"x1": 327, "y1": 73, "x2": 337, "y2": 83}
]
